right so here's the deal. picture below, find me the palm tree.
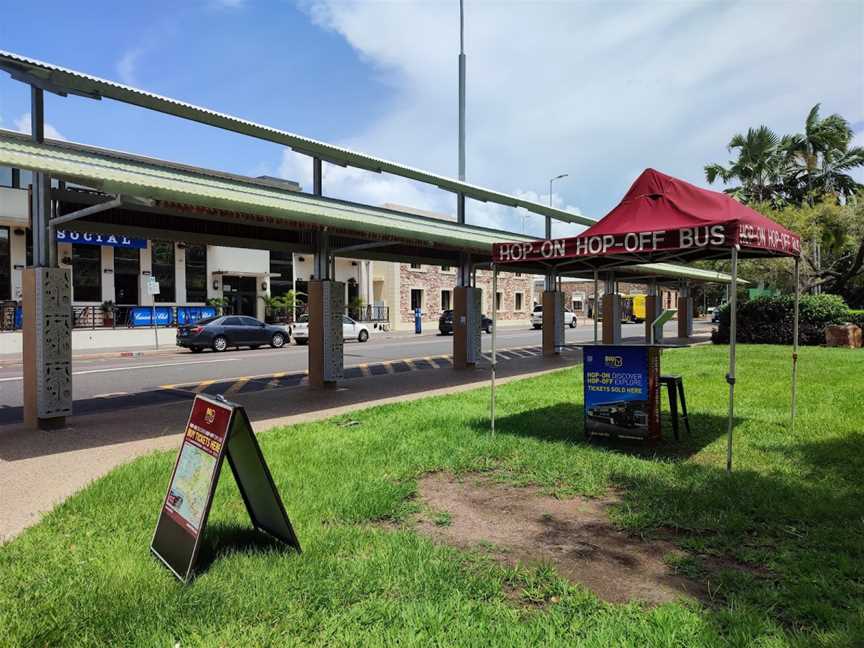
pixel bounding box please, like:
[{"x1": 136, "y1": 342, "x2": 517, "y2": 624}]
[{"x1": 706, "y1": 126, "x2": 791, "y2": 204}]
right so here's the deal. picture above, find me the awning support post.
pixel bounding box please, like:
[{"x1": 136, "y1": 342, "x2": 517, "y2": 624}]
[
  {"x1": 791, "y1": 257, "x2": 800, "y2": 428},
  {"x1": 726, "y1": 245, "x2": 739, "y2": 473}
]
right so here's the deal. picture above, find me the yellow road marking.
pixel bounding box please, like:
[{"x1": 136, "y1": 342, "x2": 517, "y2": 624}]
[
  {"x1": 358, "y1": 364, "x2": 371, "y2": 377},
  {"x1": 224, "y1": 377, "x2": 251, "y2": 395},
  {"x1": 267, "y1": 372, "x2": 286, "y2": 388},
  {"x1": 403, "y1": 359, "x2": 418, "y2": 370},
  {"x1": 425, "y1": 356, "x2": 445, "y2": 368},
  {"x1": 193, "y1": 380, "x2": 215, "y2": 394},
  {"x1": 382, "y1": 362, "x2": 395, "y2": 374}
]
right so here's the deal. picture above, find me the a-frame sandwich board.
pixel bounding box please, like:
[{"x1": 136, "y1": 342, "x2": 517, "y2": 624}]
[{"x1": 151, "y1": 393, "x2": 300, "y2": 583}]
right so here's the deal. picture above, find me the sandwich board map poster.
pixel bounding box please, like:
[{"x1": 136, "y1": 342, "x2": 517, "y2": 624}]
[{"x1": 151, "y1": 394, "x2": 300, "y2": 583}]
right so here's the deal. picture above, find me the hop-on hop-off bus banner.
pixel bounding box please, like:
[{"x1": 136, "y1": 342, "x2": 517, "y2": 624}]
[
  {"x1": 151, "y1": 394, "x2": 300, "y2": 583},
  {"x1": 583, "y1": 345, "x2": 660, "y2": 441},
  {"x1": 492, "y1": 169, "x2": 801, "y2": 265}
]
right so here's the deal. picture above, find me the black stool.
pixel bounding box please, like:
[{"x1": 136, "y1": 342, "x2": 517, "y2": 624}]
[{"x1": 660, "y1": 374, "x2": 691, "y2": 440}]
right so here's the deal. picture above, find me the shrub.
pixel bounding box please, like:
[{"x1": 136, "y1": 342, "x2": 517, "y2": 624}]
[
  {"x1": 847, "y1": 309, "x2": 864, "y2": 330},
  {"x1": 711, "y1": 294, "x2": 849, "y2": 345}
]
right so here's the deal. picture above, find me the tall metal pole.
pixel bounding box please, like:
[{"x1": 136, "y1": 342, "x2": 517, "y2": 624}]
[
  {"x1": 792, "y1": 257, "x2": 800, "y2": 428},
  {"x1": 458, "y1": 0, "x2": 466, "y2": 182},
  {"x1": 726, "y1": 246, "x2": 739, "y2": 473}
]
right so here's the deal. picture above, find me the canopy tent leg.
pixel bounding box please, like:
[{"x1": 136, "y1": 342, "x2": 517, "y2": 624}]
[
  {"x1": 726, "y1": 246, "x2": 739, "y2": 473},
  {"x1": 792, "y1": 257, "x2": 800, "y2": 428},
  {"x1": 491, "y1": 264, "x2": 497, "y2": 434},
  {"x1": 593, "y1": 270, "x2": 599, "y2": 344}
]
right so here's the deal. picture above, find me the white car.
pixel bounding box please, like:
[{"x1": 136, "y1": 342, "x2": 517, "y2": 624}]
[
  {"x1": 531, "y1": 304, "x2": 577, "y2": 329},
  {"x1": 292, "y1": 314, "x2": 371, "y2": 344}
]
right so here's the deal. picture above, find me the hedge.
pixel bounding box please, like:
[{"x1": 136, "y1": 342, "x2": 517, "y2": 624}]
[
  {"x1": 711, "y1": 294, "x2": 850, "y2": 345},
  {"x1": 848, "y1": 309, "x2": 864, "y2": 330}
]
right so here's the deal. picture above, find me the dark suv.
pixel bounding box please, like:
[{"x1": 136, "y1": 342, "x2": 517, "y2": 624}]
[
  {"x1": 176, "y1": 315, "x2": 289, "y2": 352},
  {"x1": 438, "y1": 309, "x2": 493, "y2": 335}
]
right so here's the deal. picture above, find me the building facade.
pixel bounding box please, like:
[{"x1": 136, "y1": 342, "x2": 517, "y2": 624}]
[{"x1": 0, "y1": 165, "x2": 534, "y2": 331}]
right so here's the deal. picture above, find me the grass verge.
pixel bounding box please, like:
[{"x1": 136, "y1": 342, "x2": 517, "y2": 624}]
[{"x1": 1, "y1": 344, "x2": 862, "y2": 647}]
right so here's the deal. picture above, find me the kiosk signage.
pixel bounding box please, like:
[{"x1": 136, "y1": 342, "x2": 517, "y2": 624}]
[
  {"x1": 583, "y1": 345, "x2": 660, "y2": 440},
  {"x1": 151, "y1": 394, "x2": 300, "y2": 583}
]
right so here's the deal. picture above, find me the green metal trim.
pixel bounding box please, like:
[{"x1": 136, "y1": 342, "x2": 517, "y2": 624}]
[{"x1": 0, "y1": 132, "x2": 538, "y2": 254}]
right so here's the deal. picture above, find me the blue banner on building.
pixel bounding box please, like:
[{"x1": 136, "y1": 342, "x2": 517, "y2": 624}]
[
  {"x1": 56, "y1": 229, "x2": 147, "y2": 249},
  {"x1": 131, "y1": 307, "x2": 174, "y2": 327},
  {"x1": 583, "y1": 345, "x2": 659, "y2": 440},
  {"x1": 176, "y1": 307, "x2": 216, "y2": 325}
]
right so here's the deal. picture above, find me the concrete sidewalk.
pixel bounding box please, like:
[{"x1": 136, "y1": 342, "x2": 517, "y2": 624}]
[{"x1": 0, "y1": 350, "x2": 583, "y2": 543}]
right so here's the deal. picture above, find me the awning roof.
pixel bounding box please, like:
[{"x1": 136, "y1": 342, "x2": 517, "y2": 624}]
[
  {"x1": 0, "y1": 130, "x2": 743, "y2": 283},
  {"x1": 494, "y1": 169, "x2": 801, "y2": 269},
  {"x1": 0, "y1": 49, "x2": 592, "y2": 226},
  {"x1": 0, "y1": 129, "x2": 535, "y2": 255}
]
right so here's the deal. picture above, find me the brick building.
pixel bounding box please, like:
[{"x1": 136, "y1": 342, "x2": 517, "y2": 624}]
[{"x1": 534, "y1": 278, "x2": 679, "y2": 317}]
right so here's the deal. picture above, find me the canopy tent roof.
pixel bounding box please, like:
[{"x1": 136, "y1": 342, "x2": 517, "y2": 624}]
[{"x1": 493, "y1": 168, "x2": 801, "y2": 270}]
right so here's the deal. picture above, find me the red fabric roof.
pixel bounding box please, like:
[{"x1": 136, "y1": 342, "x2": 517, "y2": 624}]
[{"x1": 494, "y1": 169, "x2": 801, "y2": 267}]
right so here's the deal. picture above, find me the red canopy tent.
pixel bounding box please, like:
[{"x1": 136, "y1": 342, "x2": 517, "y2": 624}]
[{"x1": 492, "y1": 169, "x2": 803, "y2": 472}]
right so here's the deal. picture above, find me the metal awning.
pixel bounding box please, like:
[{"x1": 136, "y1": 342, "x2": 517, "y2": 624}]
[{"x1": 0, "y1": 49, "x2": 592, "y2": 226}]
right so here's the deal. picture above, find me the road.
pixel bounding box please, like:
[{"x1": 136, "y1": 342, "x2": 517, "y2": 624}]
[{"x1": 0, "y1": 321, "x2": 709, "y2": 425}]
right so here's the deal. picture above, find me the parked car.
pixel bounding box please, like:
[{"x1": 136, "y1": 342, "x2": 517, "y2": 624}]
[
  {"x1": 176, "y1": 315, "x2": 289, "y2": 352},
  {"x1": 292, "y1": 314, "x2": 370, "y2": 344},
  {"x1": 438, "y1": 309, "x2": 493, "y2": 335},
  {"x1": 530, "y1": 304, "x2": 577, "y2": 329}
]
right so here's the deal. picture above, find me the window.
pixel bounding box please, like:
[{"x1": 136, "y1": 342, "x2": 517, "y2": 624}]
[
  {"x1": 185, "y1": 244, "x2": 207, "y2": 303},
  {"x1": 269, "y1": 250, "x2": 293, "y2": 298},
  {"x1": 71, "y1": 244, "x2": 101, "y2": 302},
  {"x1": 515, "y1": 272, "x2": 522, "y2": 277},
  {"x1": 0, "y1": 227, "x2": 9, "y2": 301},
  {"x1": 441, "y1": 289, "x2": 452, "y2": 311},
  {"x1": 240, "y1": 316, "x2": 261, "y2": 326},
  {"x1": 495, "y1": 291, "x2": 503, "y2": 311},
  {"x1": 410, "y1": 263, "x2": 422, "y2": 270},
  {"x1": 18, "y1": 170, "x2": 33, "y2": 188},
  {"x1": 151, "y1": 241, "x2": 175, "y2": 303},
  {"x1": 0, "y1": 167, "x2": 11, "y2": 188},
  {"x1": 223, "y1": 316, "x2": 243, "y2": 326},
  {"x1": 410, "y1": 289, "x2": 423, "y2": 310},
  {"x1": 515, "y1": 292, "x2": 523, "y2": 311},
  {"x1": 573, "y1": 299, "x2": 584, "y2": 312},
  {"x1": 441, "y1": 265, "x2": 450, "y2": 272}
]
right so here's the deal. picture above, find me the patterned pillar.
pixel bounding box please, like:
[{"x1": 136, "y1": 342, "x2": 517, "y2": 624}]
[{"x1": 22, "y1": 268, "x2": 72, "y2": 429}]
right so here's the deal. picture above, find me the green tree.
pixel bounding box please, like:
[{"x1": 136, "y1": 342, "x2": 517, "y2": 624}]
[{"x1": 706, "y1": 104, "x2": 864, "y2": 207}]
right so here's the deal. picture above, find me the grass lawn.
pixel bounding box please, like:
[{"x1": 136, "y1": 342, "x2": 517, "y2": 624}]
[{"x1": 1, "y1": 344, "x2": 862, "y2": 647}]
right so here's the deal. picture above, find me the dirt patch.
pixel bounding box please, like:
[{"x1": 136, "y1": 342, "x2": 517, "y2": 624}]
[{"x1": 413, "y1": 472, "x2": 705, "y2": 606}]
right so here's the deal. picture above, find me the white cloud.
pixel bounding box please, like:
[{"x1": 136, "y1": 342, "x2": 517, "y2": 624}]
[
  {"x1": 295, "y1": 0, "x2": 863, "y2": 230},
  {"x1": 116, "y1": 48, "x2": 144, "y2": 86},
  {"x1": 13, "y1": 113, "x2": 66, "y2": 141}
]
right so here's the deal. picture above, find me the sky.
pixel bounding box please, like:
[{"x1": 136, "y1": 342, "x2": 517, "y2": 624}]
[{"x1": 0, "y1": 0, "x2": 862, "y2": 237}]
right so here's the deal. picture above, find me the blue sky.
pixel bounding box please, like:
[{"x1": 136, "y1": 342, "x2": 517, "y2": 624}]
[{"x1": 1, "y1": 0, "x2": 862, "y2": 236}]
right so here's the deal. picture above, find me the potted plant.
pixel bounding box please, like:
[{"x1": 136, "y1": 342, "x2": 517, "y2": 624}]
[
  {"x1": 207, "y1": 297, "x2": 228, "y2": 316},
  {"x1": 348, "y1": 296, "x2": 365, "y2": 321},
  {"x1": 100, "y1": 300, "x2": 115, "y2": 327},
  {"x1": 260, "y1": 295, "x2": 282, "y2": 323}
]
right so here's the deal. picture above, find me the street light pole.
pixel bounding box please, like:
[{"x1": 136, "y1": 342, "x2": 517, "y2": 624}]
[
  {"x1": 458, "y1": 0, "x2": 466, "y2": 182},
  {"x1": 546, "y1": 173, "x2": 568, "y2": 239}
]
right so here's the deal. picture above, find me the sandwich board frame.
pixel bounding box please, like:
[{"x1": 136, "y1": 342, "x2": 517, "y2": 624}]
[{"x1": 151, "y1": 393, "x2": 300, "y2": 583}]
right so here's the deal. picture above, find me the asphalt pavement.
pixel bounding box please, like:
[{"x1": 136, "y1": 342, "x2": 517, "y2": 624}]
[{"x1": 0, "y1": 320, "x2": 711, "y2": 425}]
